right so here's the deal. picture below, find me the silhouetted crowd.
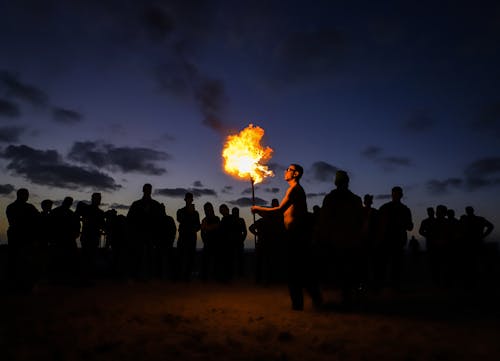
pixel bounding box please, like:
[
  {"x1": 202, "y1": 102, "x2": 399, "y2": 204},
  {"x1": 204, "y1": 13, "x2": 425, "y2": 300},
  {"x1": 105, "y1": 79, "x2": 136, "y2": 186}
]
[
  {"x1": 2, "y1": 176, "x2": 496, "y2": 309},
  {"x1": 3, "y1": 184, "x2": 248, "y2": 291}
]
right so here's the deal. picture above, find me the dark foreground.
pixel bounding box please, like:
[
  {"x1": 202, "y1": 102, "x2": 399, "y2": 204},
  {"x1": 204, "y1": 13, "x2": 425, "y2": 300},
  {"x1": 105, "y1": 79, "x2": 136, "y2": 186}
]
[{"x1": 1, "y1": 277, "x2": 500, "y2": 361}]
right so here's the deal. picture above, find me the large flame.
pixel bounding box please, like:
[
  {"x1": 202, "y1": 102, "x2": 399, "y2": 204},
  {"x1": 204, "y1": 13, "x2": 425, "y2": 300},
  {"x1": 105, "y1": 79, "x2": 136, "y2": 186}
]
[{"x1": 222, "y1": 124, "x2": 274, "y2": 184}]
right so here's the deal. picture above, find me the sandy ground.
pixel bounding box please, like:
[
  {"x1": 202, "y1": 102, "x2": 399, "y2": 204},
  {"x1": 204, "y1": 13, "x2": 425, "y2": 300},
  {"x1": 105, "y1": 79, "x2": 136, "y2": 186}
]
[{"x1": 2, "y1": 279, "x2": 500, "y2": 361}]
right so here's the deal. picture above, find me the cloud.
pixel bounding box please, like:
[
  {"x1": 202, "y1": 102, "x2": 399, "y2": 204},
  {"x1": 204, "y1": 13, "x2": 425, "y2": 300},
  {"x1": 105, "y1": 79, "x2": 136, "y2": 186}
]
[
  {"x1": 195, "y1": 77, "x2": 227, "y2": 133},
  {"x1": 143, "y1": 3, "x2": 229, "y2": 135},
  {"x1": 375, "y1": 194, "x2": 391, "y2": 200},
  {"x1": 310, "y1": 161, "x2": 339, "y2": 182},
  {"x1": 221, "y1": 186, "x2": 233, "y2": 194},
  {"x1": 155, "y1": 188, "x2": 186, "y2": 198},
  {"x1": 136, "y1": 0, "x2": 212, "y2": 45},
  {"x1": 157, "y1": 56, "x2": 230, "y2": 134},
  {"x1": 192, "y1": 188, "x2": 217, "y2": 197},
  {"x1": 380, "y1": 156, "x2": 412, "y2": 168},
  {"x1": 0, "y1": 71, "x2": 83, "y2": 124},
  {"x1": 228, "y1": 197, "x2": 267, "y2": 207},
  {"x1": 0, "y1": 70, "x2": 49, "y2": 107},
  {"x1": 264, "y1": 187, "x2": 280, "y2": 194},
  {"x1": 156, "y1": 187, "x2": 217, "y2": 198},
  {"x1": 0, "y1": 126, "x2": 26, "y2": 143},
  {"x1": 241, "y1": 186, "x2": 278, "y2": 195},
  {"x1": 403, "y1": 110, "x2": 437, "y2": 132},
  {"x1": 193, "y1": 180, "x2": 203, "y2": 187},
  {"x1": 0, "y1": 184, "x2": 15, "y2": 195},
  {"x1": 425, "y1": 156, "x2": 500, "y2": 194},
  {"x1": 52, "y1": 107, "x2": 83, "y2": 124},
  {"x1": 0, "y1": 98, "x2": 21, "y2": 118},
  {"x1": 68, "y1": 141, "x2": 170, "y2": 175},
  {"x1": 464, "y1": 157, "x2": 500, "y2": 190},
  {"x1": 307, "y1": 192, "x2": 327, "y2": 199},
  {"x1": 426, "y1": 178, "x2": 463, "y2": 195},
  {"x1": 361, "y1": 146, "x2": 413, "y2": 171},
  {"x1": 139, "y1": 1, "x2": 228, "y2": 134},
  {"x1": 108, "y1": 203, "x2": 130, "y2": 211},
  {"x1": 2, "y1": 1, "x2": 227, "y2": 134},
  {"x1": 1, "y1": 144, "x2": 120, "y2": 190}
]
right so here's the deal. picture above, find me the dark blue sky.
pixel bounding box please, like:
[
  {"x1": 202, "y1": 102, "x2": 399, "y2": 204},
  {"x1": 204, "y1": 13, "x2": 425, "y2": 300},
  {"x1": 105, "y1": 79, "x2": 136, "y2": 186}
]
[{"x1": 1, "y1": 0, "x2": 499, "y2": 245}]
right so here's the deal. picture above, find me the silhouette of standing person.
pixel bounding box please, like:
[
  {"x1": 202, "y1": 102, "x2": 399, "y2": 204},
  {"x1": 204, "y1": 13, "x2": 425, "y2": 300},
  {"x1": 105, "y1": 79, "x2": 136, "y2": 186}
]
[
  {"x1": 200, "y1": 202, "x2": 220, "y2": 281},
  {"x1": 315, "y1": 170, "x2": 363, "y2": 308},
  {"x1": 176, "y1": 192, "x2": 201, "y2": 281},
  {"x1": 459, "y1": 206, "x2": 494, "y2": 287},
  {"x1": 157, "y1": 203, "x2": 177, "y2": 280},
  {"x1": 39, "y1": 199, "x2": 54, "y2": 281},
  {"x1": 446, "y1": 208, "x2": 463, "y2": 285},
  {"x1": 78, "y1": 193, "x2": 105, "y2": 281},
  {"x1": 430, "y1": 204, "x2": 453, "y2": 286},
  {"x1": 39, "y1": 199, "x2": 54, "y2": 249},
  {"x1": 361, "y1": 194, "x2": 378, "y2": 290},
  {"x1": 249, "y1": 213, "x2": 266, "y2": 283},
  {"x1": 419, "y1": 207, "x2": 436, "y2": 253},
  {"x1": 418, "y1": 206, "x2": 436, "y2": 285},
  {"x1": 218, "y1": 204, "x2": 239, "y2": 282},
  {"x1": 50, "y1": 197, "x2": 81, "y2": 284},
  {"x1": 232, "y1": 207, "x2": 247, "y2": 277},
  {"x1": 375, "y1": 186, "x2": 413, "y2": 291},
  {"x1": 104, "y1": 210, "x2": 128, "y2": 279},
  {"x1": 252, "y1": 164, "x2": 322, "y2": 311},
  {"x1": 250, "y1": 198, "x2": 285, "y2": 284},
  {"x1": 6, "y1": 188, "x2": 40, "y2": 292},
  {"x1": 127, "y1": 183, "x2": 163, "y2": 280}
]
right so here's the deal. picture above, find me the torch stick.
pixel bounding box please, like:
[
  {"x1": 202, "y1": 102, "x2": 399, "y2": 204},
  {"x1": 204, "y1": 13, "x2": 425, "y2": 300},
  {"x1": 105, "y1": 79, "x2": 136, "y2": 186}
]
[{"x1": 251, "y1": 177, "x2": 257, "y2": 248}]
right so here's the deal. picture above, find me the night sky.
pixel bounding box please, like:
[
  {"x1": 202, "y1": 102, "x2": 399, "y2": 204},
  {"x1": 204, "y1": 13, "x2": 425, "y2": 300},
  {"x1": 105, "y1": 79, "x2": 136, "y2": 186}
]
[{"x1": 1, "y1": 0, "x2": 499, "y2": 246}]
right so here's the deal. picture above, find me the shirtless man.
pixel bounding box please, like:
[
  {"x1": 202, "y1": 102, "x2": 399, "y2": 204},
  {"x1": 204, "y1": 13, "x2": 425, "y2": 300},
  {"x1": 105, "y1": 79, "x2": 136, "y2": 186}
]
[{"x1": 252, "y1": 164, "x2": 322, "y2": 311}]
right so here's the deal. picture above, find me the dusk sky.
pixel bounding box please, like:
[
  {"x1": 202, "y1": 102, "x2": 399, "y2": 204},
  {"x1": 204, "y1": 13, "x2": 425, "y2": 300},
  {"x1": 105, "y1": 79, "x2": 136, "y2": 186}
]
[{"x1": 1, "y1": 0, "x2": 499, "y2": 247}]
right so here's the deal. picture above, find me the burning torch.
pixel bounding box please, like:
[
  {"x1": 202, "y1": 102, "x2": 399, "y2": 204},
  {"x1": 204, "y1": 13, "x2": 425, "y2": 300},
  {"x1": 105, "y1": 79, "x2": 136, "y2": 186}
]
[{"x1": 222, "y1": 124, "x2": 274, "y2": 244}]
